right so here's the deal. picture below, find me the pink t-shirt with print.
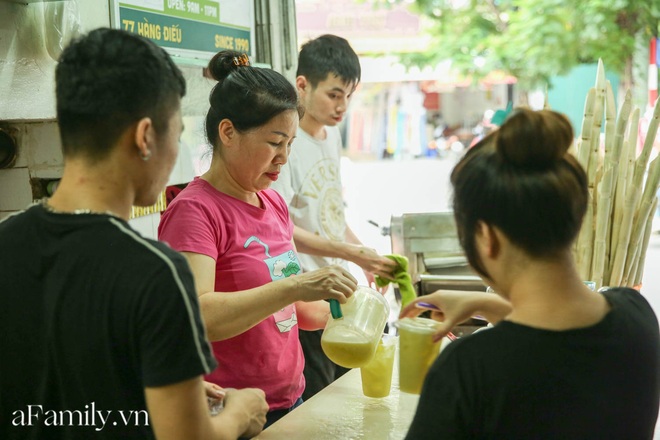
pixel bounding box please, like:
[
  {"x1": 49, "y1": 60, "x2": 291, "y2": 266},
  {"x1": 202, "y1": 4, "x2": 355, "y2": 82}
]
[{"x1": 158, "y1": 178, "x2": 304, "y2": 411}]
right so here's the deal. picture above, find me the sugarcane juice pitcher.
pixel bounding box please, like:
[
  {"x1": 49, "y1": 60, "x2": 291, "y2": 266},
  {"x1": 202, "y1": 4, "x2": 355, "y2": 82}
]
[{"x1": 321, "y1": 286, "x2": 390, "y2": 368}]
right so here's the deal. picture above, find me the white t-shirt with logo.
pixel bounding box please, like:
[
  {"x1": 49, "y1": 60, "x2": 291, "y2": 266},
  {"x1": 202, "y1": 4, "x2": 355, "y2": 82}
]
[{"x1": 271, "y1": 126, "x2": 348, "y2": 272}]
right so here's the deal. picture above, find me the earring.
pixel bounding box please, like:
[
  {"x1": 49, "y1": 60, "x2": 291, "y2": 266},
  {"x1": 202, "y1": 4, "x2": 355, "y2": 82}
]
[{"x1": 141, "y1": 150, "x2": 152, "y2": 161}]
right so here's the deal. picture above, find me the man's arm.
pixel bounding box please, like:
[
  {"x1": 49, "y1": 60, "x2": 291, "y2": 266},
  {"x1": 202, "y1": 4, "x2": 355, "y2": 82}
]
[
  {"x1": 292, "y1": 225, "x2": 396, "y2": 279},
  {"x1": 145, "y1": 376, "x2": 268, "y2": 440},
  {"x1": 344, "y1": 224, "x2": 385, "y2": 288}
]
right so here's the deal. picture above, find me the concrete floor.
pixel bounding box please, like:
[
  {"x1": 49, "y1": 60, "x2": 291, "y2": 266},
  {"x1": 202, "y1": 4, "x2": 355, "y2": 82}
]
[{"x1": 341, "y1": 156, "x2": 660, "y2": 438}]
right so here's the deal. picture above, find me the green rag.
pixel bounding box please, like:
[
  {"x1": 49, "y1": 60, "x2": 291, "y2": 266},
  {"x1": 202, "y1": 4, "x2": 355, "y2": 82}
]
[{"x1": 375, "y1": 254, "x2": 416, "y2": 307}]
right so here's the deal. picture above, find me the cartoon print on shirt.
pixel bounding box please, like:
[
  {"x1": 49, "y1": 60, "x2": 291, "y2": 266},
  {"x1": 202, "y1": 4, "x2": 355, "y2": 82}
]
[
  {"x1": 272, "y1": 258, "x2": 302, "y2": 278},
  {"x1": 244, "y1": 236, "x2": 300, "y2": 333},
  {"x1": 319, "y1": 187, "x2": 344, "y2": 241},
  {"x1": 272, "y1": 308, "x2": 298, "y2": 332},
  {"x1": 293, "y1": 158, "x2": 344, "y2": 241},
  {"x1": 272, "y1": 259, "x2": 287, "y2": 276}
]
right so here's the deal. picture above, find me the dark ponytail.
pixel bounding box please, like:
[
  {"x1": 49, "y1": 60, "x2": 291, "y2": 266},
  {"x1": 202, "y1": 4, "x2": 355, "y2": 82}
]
[
  {"x1": 495, "y1": 109, "x2": 575, "y2": 170},
  {"x1": 204, "y1": 50, "x2": 303, "y2": 150},
  {"x1": 206, "y1": 50, "x2": 248, "y2": 83}
]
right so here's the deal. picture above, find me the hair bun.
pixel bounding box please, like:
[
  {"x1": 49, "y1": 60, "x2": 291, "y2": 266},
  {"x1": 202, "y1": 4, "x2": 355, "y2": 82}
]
[
  {"x1": 495, "y1": 109, "x2": 574, "y2": 170},
  {"x1": 207, "y1": 50, "x2": 249, "y2": 83}
]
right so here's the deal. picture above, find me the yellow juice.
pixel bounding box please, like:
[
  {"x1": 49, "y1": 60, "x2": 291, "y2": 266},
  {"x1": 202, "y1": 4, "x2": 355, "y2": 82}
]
[
  {"x1": 397, "y1": 317, "x2": 441, "y2": 395},
  {"x1": 360, "y1": 338, "x2": 396, "y2": 398},
  {"x1": 321, "y1": 339, "x2": 377, "y2": 368},
  {"x1": 321, "y1": 329, "x2": 378, "y2": 368}
]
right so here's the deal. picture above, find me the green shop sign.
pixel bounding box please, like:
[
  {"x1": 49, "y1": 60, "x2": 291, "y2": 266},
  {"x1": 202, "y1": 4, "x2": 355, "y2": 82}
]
[{"x1": 116, "y1": 1, "x2": 251, "y2": 57}]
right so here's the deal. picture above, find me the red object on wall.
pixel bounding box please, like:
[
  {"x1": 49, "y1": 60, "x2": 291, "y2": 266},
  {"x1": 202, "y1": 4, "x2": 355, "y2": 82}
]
[{"x1": 423, "y1": 92, "x2": 440, "y2": 110}]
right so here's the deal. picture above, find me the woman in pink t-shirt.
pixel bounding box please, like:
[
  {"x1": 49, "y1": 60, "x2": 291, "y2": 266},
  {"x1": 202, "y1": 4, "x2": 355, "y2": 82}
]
[{"x1": 158, "y1": 50, "x2": 357, "y2": 428}]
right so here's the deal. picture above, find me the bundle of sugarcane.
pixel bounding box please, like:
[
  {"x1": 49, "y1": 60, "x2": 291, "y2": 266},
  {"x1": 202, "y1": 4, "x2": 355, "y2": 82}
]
[{"x1": 573, "y1": 60, "x2": 660, "y2": 290}]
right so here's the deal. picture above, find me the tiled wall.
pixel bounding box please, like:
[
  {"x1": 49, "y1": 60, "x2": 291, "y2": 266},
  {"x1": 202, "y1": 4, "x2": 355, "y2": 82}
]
[{"x1": 0, "y1": 121, "x2": 62, "y2": 219}]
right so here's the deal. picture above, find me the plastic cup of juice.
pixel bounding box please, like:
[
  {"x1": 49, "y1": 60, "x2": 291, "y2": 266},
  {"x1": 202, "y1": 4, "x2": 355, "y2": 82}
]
[
  {"x1": 396, "y1": 317, "x2": 441, "y2": 395},
  {"x1": 360, "y1": 334, "x2": 396, "y2": 398}
]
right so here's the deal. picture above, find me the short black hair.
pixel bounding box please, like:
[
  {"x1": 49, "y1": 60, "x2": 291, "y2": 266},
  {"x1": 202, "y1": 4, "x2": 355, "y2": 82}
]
[
  {"x1": 56, "y1": 28, "x2": 186, "y2": 161},
  {"x1": 297, "y1": 34, "x2": 361, "y2": 87}
]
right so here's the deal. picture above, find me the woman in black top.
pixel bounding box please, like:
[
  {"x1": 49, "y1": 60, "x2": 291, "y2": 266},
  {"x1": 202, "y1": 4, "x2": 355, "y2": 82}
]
[{"x1": 402, "y1": 108, "x2": 660, "y2": 440}]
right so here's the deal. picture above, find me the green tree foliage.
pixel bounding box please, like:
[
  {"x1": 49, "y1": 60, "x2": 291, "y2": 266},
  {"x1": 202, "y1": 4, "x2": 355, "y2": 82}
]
[{"x1": 397, "y1": 0, "x2": 659, "y2": 90}]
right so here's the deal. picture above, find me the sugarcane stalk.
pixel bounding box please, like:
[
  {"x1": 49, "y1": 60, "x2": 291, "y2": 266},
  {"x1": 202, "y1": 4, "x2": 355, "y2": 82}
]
[
  {"x1": 627, "y1": 107, "x2": 641, "y2": 159},
  {"x1": 582, "y1": 120, "x2": 602, "y2": 280},
  {"x1": 575, "y1": 60, "x2": 659, "y2": 288},
  {"x1": 573, "y1": 86, "x2": 598, "y2": 271},
  {"x1": 603, "y1": 81, "x2": 616, "y2": 163},
  {"x1": 577, "y1": 88, "x2": 596, "y2": 170},
  {"x1": 609, "y1": 108, "x2": 641, "y2": 284},
  {"x1": 587, "y1": 94, "x2": 605, "y2": 197},
  {"x1": 607, "y1": 138, "x2": 630, "y2": 285},
  {"x1": 611, "y1": 108, "x2": 639, "y2": 241},
  {"x1": 634, "y1": 197, "x2": 658, "y2": 287},
  {"x1": 607, "y1": 90, "x2": 632, "y2": 172},
  {"x1": 631, "y1": 96, "x2": 660, "y2": 190},
  {"x1": 601, "y1": 90, "x2": 632, "y2": 285},
  {"x1": 575, "y1": 63, "x2": 606, "y2": 279},
  {"x1": 624, "y1": 240, "x2": 642, "y2": 287},
  {"x1": 577, "y1": 198, "x2": 595, "y2": 280},
  {"x1": 623, "y1": 154, "x2": 660, "y2": 283},
  {"x1": 591, "y1": 168, "x2": 614, "y2": 288},
  {"x1": 617, "y1": 117, "x2": 658, "y2": 283},
  {"x1": 609, "y1": 181, "x2": 639, "y2": 286}
]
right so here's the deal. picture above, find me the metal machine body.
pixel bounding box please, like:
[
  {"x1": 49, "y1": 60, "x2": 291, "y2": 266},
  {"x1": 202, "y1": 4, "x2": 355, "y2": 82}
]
[{"x1": 390, "y1": 211, "x2": 486, "y2": 296}]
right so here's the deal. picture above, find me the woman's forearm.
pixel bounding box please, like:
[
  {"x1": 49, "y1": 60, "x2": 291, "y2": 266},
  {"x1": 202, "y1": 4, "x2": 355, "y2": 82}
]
[{"x1": 200, "y1": 277, "x2": 301, "y2": 341}]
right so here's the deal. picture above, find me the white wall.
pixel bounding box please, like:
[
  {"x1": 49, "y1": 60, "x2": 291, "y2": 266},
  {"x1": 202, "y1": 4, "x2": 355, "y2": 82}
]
[{"x1": 0, "y1": 1, "x2": 111, "y2": 121}]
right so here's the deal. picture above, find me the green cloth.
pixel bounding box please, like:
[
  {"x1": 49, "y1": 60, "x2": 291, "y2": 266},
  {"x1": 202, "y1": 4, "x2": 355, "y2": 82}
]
[{"x1": 374, "y1": 254, "x2": 416, "y2": 307}]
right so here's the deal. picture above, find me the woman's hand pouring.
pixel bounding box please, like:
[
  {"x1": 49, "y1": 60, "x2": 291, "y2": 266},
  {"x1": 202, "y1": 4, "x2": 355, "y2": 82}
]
[{"x1": 293, "y1": 264, "x2": 358, "y2": 303}]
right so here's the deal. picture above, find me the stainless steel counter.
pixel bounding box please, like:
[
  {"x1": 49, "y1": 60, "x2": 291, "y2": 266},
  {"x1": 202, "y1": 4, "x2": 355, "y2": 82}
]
[{"x1": 254, "y1": 350, "x2": 420, "y2": 440}]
